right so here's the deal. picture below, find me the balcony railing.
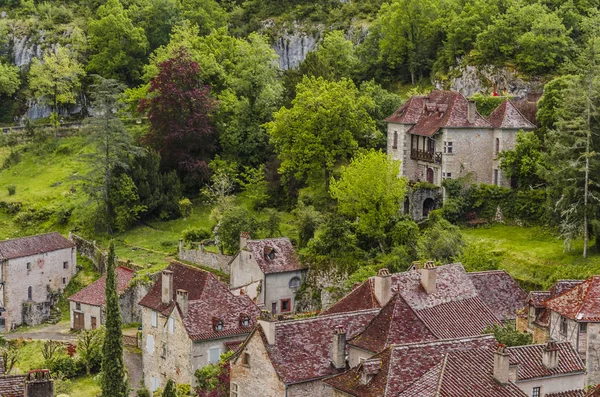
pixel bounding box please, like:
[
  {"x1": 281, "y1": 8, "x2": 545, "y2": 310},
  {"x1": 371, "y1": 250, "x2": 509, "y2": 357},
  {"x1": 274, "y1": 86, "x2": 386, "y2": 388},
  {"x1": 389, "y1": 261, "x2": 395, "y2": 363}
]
[{"x1": 411, "y1": 149, "x2": 442, "y2": 164}]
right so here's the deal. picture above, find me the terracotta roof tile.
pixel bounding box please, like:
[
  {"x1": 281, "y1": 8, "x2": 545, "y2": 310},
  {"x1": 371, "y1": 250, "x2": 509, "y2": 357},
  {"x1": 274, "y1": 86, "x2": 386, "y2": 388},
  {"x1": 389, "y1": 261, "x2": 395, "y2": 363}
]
[
  {"x1": 508, "y1": 342, "x2": 585, "y2": 380},
  {"x1": 546, "y1": 391, "x2": 586, "y2": 397},
  {"x1": 139, "y1": 261, "x2": 260, "y2": 341},
  {"x1": 385, "y1": 96, "x2": 425, "y2": 124},
  {"x1": 320, "y1": 279, "x2": 380, "y2": 315},
  {"x1": 551, "y1": 280, "x2": 585, "y2": 298},
  {"x1": 586, "y1": 385, "x2": 600, "y2": 396},
  {"x1": 486, "y1": 99, "x2": 536, "y2": 129},
  {"x1": 0, "y1": 232, "x2": 75, "y2": 260},
  {"x1": 544, "y1": 277, "x2": 600, "y2": 321},
  {"x1": 0, "y1": 374, "x2": 25, "y2": 397},
  {"x1": 245, "y1": 238, "x2": 305, "y2": 274},
  {"x1": 468, "y1": 270, "x2": 527, "y2": 321},
  {"x1": 68, "y1": 266, "x2": 134, "y2": 306},
  {"x1": 528, "y1": 291, "x2": 551, "y2": 308},
  {"x1": 263, "y1": 309, "x2": 378, "y2": 384}
]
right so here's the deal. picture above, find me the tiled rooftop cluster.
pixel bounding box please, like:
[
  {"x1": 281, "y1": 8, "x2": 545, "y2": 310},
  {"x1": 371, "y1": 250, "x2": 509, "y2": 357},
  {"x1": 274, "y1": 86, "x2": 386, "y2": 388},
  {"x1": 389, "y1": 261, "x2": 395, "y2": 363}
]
[
  {"x1": 244, "y1": 237, "x2": 306, "y2": 274},
  {"x1": 69, "y1": 266, "x2": 135, "y2": 306},
  {"x1": 0, "y1": 232, "x2": 74, "y2": 260}
]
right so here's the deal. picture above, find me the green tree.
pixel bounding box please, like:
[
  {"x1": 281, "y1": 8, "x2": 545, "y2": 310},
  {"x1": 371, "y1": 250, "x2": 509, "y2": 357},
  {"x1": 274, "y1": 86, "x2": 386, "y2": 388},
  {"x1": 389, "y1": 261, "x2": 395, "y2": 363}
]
[
  {"x1": 128, "y1": 0, "x2": 181, "y2": 51},
  {"x1": 418, "y1": 214, "x2": 464, "y2": 262},
  {"x1": 28, "y1": 47, "x2": 85, "y2": 113},
  {"x1": 101, "y1": 242, "x2": 128, "y2": 397},
  {"x1": 0, "y1": 62, "x2": 20, "y2": 96},
  {"x1": 161, "y1": 379, "x2": 176, "y2": 397},
  {"x1": 484, "y1": 323, "x2": 532, "y2": 347},
  {"x1": 109, "y1": 173, "x2": 147, "y2": 232},
  {"x1": 330, "y1": 150, "x2": 408, "y2": 251},
  {"x1": 78, "y1": 328, "x2": 105, "y2": 375},
  {"x1": 87, "y1": 0, "x2": 149, "y2": 84},
  {"x1": 499, "y1": 131, "x2": 544, "y2": 188},
  {"x1": 180, "y1": 0, "x2": 228, "y2": 35},
  {"x1": 293, "y1": 202, "x2": 321, "y2": 248},
  {"x1": 216, "y1": 207, "x2": 259, "y2": 254},
  {"x1": 266, "y1": 76, "x2": 378, "y2": 188},
  {"x1": 299, "y1": 30, "x2": 358, "y2": 81},
  {"x1": 537, "y1": 75, "x2": 578, "y2": 139}
]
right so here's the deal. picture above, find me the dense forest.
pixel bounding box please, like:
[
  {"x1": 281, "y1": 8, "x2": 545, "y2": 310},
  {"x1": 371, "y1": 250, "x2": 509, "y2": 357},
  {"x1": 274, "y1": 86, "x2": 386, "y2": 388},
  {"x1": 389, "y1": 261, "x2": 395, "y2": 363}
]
[{"x1": 2, "y1": 0, "x2": 600, "y2": 295}]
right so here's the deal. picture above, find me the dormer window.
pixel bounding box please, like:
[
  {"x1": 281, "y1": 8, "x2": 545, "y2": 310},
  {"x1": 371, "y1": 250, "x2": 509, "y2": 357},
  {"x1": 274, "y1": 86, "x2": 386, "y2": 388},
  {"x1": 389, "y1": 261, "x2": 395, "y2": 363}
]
[
  {"x1": 240, "y1": 315, "x2": 251, "y2": 328},
  {"x1": 264, "y1": 247, "x2": 276, "y2": 260},
  {"x1": 213, "y1": 318, "x2": 224, "y2": 332}
]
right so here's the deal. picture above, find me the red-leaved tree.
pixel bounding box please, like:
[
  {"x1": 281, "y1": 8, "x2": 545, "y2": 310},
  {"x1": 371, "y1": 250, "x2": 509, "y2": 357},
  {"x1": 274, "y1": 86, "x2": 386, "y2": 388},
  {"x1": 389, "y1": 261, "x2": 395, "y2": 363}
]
[{"x1": 141, "y1": 48, "x2": 216, "y2": 191}]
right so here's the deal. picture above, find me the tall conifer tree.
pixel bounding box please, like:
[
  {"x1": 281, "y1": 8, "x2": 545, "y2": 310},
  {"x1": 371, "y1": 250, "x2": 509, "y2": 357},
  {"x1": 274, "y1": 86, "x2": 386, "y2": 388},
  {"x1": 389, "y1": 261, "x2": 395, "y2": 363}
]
[
  {"x1": 162, "y1": 379, "x2": 176, "y2": 397},
  {"x1": 101, "y1": 242, "x2": 128, "y2": 396}
]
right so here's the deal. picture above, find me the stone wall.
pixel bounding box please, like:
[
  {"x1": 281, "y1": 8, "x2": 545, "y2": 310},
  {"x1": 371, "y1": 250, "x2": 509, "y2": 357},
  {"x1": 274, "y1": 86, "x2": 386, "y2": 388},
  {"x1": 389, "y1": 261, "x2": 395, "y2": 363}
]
[
  {"x1": 119, "y1": 282, "x2": 151, "y2": 324},
  {"x1": 22, "y1": 301, "x2": 51, "y2": 326},
  {"x1": 69, "y1": 233, "x2": 107, "y2": 273},
  {"x1": 178, "y1": 241, "x2": 232, "y2": 274}
]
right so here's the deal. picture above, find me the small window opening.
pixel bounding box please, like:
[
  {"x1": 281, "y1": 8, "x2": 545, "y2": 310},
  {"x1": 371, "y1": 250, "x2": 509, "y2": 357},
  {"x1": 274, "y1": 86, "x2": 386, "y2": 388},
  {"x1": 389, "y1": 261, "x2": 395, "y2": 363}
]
[{"x1": 242, "y1": 352, "x2": 250, "y2": 367}]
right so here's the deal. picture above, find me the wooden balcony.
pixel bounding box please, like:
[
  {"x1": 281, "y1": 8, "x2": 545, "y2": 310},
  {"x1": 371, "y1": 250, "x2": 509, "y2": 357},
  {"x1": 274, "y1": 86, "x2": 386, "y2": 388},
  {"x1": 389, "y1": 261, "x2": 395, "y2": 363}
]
[{"x1": 411, "y1": 149, "x2": 442, "y2": 164}]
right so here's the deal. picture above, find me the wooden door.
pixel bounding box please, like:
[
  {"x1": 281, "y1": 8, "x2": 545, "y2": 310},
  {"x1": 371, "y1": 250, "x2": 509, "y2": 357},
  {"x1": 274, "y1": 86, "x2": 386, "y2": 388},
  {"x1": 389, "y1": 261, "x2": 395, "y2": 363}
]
[
  {"x1": 91, "y1": 316, "x2": 97, "y2": 330},
  {"x1": 73, "y1": 312, "x2": 84, "y2": 330},
  {"x1": 426, "y1": 168, "x2": 434, "y2": 183}
]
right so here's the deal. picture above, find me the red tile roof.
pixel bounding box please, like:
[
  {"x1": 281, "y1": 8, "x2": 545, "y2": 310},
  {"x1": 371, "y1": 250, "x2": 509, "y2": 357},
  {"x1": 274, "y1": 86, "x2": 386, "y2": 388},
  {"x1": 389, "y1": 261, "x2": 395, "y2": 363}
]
[
  {"x1": 327, "y1": 335, "x2": 527, "y2": 397},
  {"x1": 261, "y1": 309, "x2": 379, "y2": 385},
  {"x1": 68, "y1": 266, "x2": 135, "y2": 306},
  {"x1": 544, "y1": 276, "x2": 600, "y2": 321},
  {"x1": 385, "y1": 90, "x2": 491, "y2": 136},
  {"x1": 486, "y1": 99, "x2": 536, "y2": 129},
  {"x1": 0, "y1": 232, "x2": 75, "y2": 260},
  {"x1": 0, "y1": 374, "x2": 25, "y2": 397},
  {"x1": 528, "y1": 291, "x2": 552, "y2": 308},
  {"x1": 469, "y1": 270, "x2": 527, "y2": 321},
  {"x1": 245, "y1": 238, "x2": 306, "y2": 274},
  {"x1": 547, "y1": 391, "x2": 586, "y2": 397},
  {"x1": 551, "y1": 280, "x2": 585, "y2": 297},
  {"x1": 508, "y1": 342, "x2": 585, "y2": 380},
  {"x1": 320, "y1": 279, "x2": 380, "y2": 316},
  {"x1": 586, "y1": 385, "x2": 600, "y2": 396},
  {"x1": 139, "y1": 261, "x2": 260, "y2": 341}
]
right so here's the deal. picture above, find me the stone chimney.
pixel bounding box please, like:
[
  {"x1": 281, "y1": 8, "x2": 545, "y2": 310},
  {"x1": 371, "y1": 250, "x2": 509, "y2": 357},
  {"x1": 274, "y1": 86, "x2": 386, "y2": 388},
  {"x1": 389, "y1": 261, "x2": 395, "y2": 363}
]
[
  {"x1": 420, "y1": 261, "x2": 437, "y2": 295},
  {"x1": 542, "y1": 341, "x2": 560, "y2": 370},
  {"x1": 467, "y1": 100, "x2": 477, "y2": 124},
  {"x1": 25, "y1": 370, "x2": 53, "y2": 397},
  {"x1": 493, "y1": 344, "x2": 510, "y2": 384},
  {"x1": 176, "y1": 289, "x2": 189, "y2": 317},
  {"x1": 360, "y1": 358, "x2": 381, "y2": 385},
  {"x1": 373, "y1": 268, "x2": 393, "y2": 306},
  {"x1": 161, "y1": 270, "x2": 173, "y2": 305},
  {"x1": 240, "y1": 231, "x2": 250, "y2": 250},
  {"x1": 258, "y1": 310, "x2": 276, "y2": 345},
  {"x1": 331, "y1": 326, "x2": 347, "y2": 369}
]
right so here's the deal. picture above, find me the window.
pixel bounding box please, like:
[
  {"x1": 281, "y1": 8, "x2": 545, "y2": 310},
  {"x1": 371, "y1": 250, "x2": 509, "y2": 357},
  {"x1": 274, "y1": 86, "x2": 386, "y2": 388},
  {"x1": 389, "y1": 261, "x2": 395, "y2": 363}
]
[
  {"x1": 151, "y1": 311, "x2": 158, "y2": 327},
  {"x1": 168, "y1": 317, "x2": 174, "y2": 334},
  {"x1": 76, "y1": 302, "x2": 81, "y2": 311},
  {"x1": 27, "y1": 286, "x2": 32, "y2": 300},
  {"x1": 560, "y1": 316, "x2": 568, "y2": 335},
  {"x1": 230, "y1": 383, "x2": 238, "y2": 397},
  {"x1": 26, "y1": 262, "x2": 31, "y2": 271},
  {"x1": 62, "y1": 277, "x2": 67, "y2": 285},
  {"x1": 443, "y1": 172, "x2": 452, "y2": 180},
  {"x1": 146, "y1": 335, "x2": 155, "y2": 354},
  {"x1": 208, "y1": 347, "x2": 221, "y2": 364},
  {"x1": 580, "y1": 322, "x2": 588, "y2": 333},
  {"x1": 494, "y1": 169, "x2": 499, "y2": 185},
  {"x1": 495, "y1": 138, "x2": 500, "y2": 155},
  {"x1": 289, "y1": 277, "x2": 301, "y2": 289},
  {"x1": 444, "y1": 141, "x2": 453, "y2": 154},
  {"x1": 392, "y1": 131, "x2": 398, "y2": 149},
  {"x1": 63, "y1": 261, "x2": 68, "y2": 269},
  {"x1": 532, "y1": 387, "x2": 541, "y2": 397},
  {"x1": 280, "y1": 298, "x2": 291, "y2": 313},
  {"x1": 151, "y1": 376, "x2": 159, "y2": 393},
  {"x1": 271, "y1": 302, "x2": 277, "y2": 314},
  {"x1": 242, "y1": 352, "x2": 250, "y2": 367},
  {"x1": 240, "y1": 316, "x2": 251, "y2": 328},
  {"x1": 214, "y1": 319, "x2": 224, "y2": 332}
]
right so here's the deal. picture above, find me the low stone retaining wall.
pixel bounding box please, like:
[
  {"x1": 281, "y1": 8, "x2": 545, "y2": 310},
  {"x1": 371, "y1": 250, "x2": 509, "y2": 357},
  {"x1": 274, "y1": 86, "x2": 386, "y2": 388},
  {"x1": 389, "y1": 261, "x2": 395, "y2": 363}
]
[{"x1": 178, "y1": 240, "x2": 232, "y2": 274}]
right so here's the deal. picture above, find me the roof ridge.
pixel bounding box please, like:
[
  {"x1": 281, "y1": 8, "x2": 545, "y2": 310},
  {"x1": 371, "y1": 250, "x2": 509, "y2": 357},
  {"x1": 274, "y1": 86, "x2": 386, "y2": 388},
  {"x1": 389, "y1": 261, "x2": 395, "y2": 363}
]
[
  {"x1": 0, "y1": 231, "x2": 63, "y2": 243},
  {"x1": 277, "y1": 308, "x2": 380, "y2": 326},
  {"x1": 390, "y1": 334, "x2": 495, "y2": 351},
  {"x1": 434, "y1": 355, "x2": 448, "y2": 397},
  {"x1": 505, "y1": 99, "x2": 536, "y2": 128}
]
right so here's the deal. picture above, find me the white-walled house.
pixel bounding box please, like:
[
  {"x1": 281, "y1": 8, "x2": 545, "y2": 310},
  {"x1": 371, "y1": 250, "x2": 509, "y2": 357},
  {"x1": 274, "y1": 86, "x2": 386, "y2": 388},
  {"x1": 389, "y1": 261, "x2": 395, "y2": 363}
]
[
  {"x1": 229, "y1": 234, "x2": 307, "y2": 314},
  {"x1": 138, "y1": 261, "x2": 260, "y2": 393},
  {"x1": 0, "y1": 232, "x2": 76, "y2": 331},
  {"x1": 68, "y1": 266, "x2": 135, "y2": 330}
]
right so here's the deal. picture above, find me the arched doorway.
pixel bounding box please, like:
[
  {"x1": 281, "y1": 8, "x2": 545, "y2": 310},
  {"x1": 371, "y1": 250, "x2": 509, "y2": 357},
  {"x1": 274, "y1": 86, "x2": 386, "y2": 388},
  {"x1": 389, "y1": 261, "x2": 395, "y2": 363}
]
[
  {"x1": 426, "y1": 168, "x2": 434, "y2": 183},
  {"x1": 423, "y1": 198, "x2": 435, "y2": 217}
]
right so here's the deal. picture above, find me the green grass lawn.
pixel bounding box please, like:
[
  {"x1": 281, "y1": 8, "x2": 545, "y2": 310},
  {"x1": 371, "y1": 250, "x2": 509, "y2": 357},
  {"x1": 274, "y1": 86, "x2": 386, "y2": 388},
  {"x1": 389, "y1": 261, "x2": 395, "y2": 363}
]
[
  {"x1": 60, "y1": 375, "x2": 101, "y2": 397},
  {"x1": 12, "y1": 340, "x2": 45, "y2": 373},
  {"x1": 462, "y1": 224, "x2": 600, "y2": 290}
]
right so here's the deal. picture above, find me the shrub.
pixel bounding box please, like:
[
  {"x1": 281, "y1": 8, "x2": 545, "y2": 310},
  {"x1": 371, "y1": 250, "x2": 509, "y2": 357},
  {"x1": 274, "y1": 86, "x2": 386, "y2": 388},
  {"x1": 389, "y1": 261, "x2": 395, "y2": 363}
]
[
  {"x1": 47, "y1": 355, "x2": 85, "y2": 379},
  {"x1": 136, "y1": 388, "x2": 150, "y2": 397},
  {"x1": 6, "y1": 185, "x2": 15, "y2": 196},
  {"x1": 178, "y1": 197, "x2": 192, "y2": 218},
  {"x1": 181, "y1": 228, "x2": 211, "y2": 243}
]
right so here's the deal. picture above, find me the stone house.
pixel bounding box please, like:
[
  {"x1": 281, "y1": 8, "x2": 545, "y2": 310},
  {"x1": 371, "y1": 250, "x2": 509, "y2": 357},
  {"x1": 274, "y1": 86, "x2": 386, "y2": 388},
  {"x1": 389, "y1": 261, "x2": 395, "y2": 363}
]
[
  {"x1": 326, "y1": 337, "x2": 585, "y2": 397},
  {"x1": 229, "y1": 309, "x2": 378, "y2": 397},
  {"x1": 229, "y1": 234, "x2": 307, "y2": 314},
  {"x1": 67, "y1": 265, "x2": 135, "y2": 330},
  {"x1": 138, "y1": 261, "x2": 260, "y2": 393},
  {"x1": 0, "y1": 232, "x2": 76, "y2": 331},
  {"x1": 385, "y1": 90, "x2": 534, "y2": 219},
  {"x1": 543, "y1": 276, "x2": 600, "y2": 385}
]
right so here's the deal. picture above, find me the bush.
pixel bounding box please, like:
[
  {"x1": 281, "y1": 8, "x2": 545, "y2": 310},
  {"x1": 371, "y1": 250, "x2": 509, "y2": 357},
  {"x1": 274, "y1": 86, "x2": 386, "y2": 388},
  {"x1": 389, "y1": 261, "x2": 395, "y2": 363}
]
[
  {"x1": 136, "y1": 388, "x2": 150, "y2": 397},
  {"x1": 457, "y1": 239, "x2": 501, "y2": 272},
  {"x1": 6, "y1": 185, "x2": 16, "y2": 196},
  {"x1": 47, "y1": 355, "x2": 85, "y2": 379},
  {"x1": 181, "y1": 228, "x2": 211, "y2": 243},
  {"x1": 178, "y1": 198, "x2": 192, "y2": 218}
]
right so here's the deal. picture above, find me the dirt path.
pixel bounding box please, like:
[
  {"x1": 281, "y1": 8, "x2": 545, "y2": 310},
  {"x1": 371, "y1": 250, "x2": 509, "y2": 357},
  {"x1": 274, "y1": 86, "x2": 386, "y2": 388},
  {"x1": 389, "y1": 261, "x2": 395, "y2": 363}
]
[
  {"x1": 125, "y1": 347, "x2": 143, "y2": 396},
  {"x1": 5, "y1": 321, "x2": 76, "y2": 341}
]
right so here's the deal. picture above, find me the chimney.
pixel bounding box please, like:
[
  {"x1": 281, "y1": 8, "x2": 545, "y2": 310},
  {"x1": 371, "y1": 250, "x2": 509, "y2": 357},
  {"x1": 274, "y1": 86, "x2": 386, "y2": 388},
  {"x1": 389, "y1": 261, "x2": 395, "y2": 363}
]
[
  {"x1": 493, "y1": 344, "x2": 510, "y2": 384},
  {"x1": 542, "y1": 341, "x2": 560, "y2": 370},
  {"x1": 176, "y1": 289, "x2": 189, "y2": 317},
  {"x1": 25, "y1": 370, "x2": 54, "y2": 397},
  {"x1": 373, "y1": 268, "x2": 393, "y2": 306},
  {"x1": 258, "y1": 310, "x2": 276, "y2": 345},
  {"x1": 420, "y1": 261, "x2": 437, "y2": 295},
  {"x1": 161, "y1": 270, "x2": 173, "y2": 305},
  {"x1": 467, "y1": 100, "x2": 477, "y2": 124},
  {"x1": 331, "y1": 326, "x2": 347, "y2": 369},
  {"x1": 240, "y1": 232, "x2": 250, "y2": 250}
]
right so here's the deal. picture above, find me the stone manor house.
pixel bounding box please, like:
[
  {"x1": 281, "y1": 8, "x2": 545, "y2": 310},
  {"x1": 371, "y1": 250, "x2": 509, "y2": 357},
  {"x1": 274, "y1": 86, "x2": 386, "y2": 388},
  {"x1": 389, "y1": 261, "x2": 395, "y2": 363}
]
[
  {"x1": 0, "y1": 232, "x2": 76, "y2": 331},
  {"x1": 386, "y1": 90, "x2": 535, "y2": 219}
]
